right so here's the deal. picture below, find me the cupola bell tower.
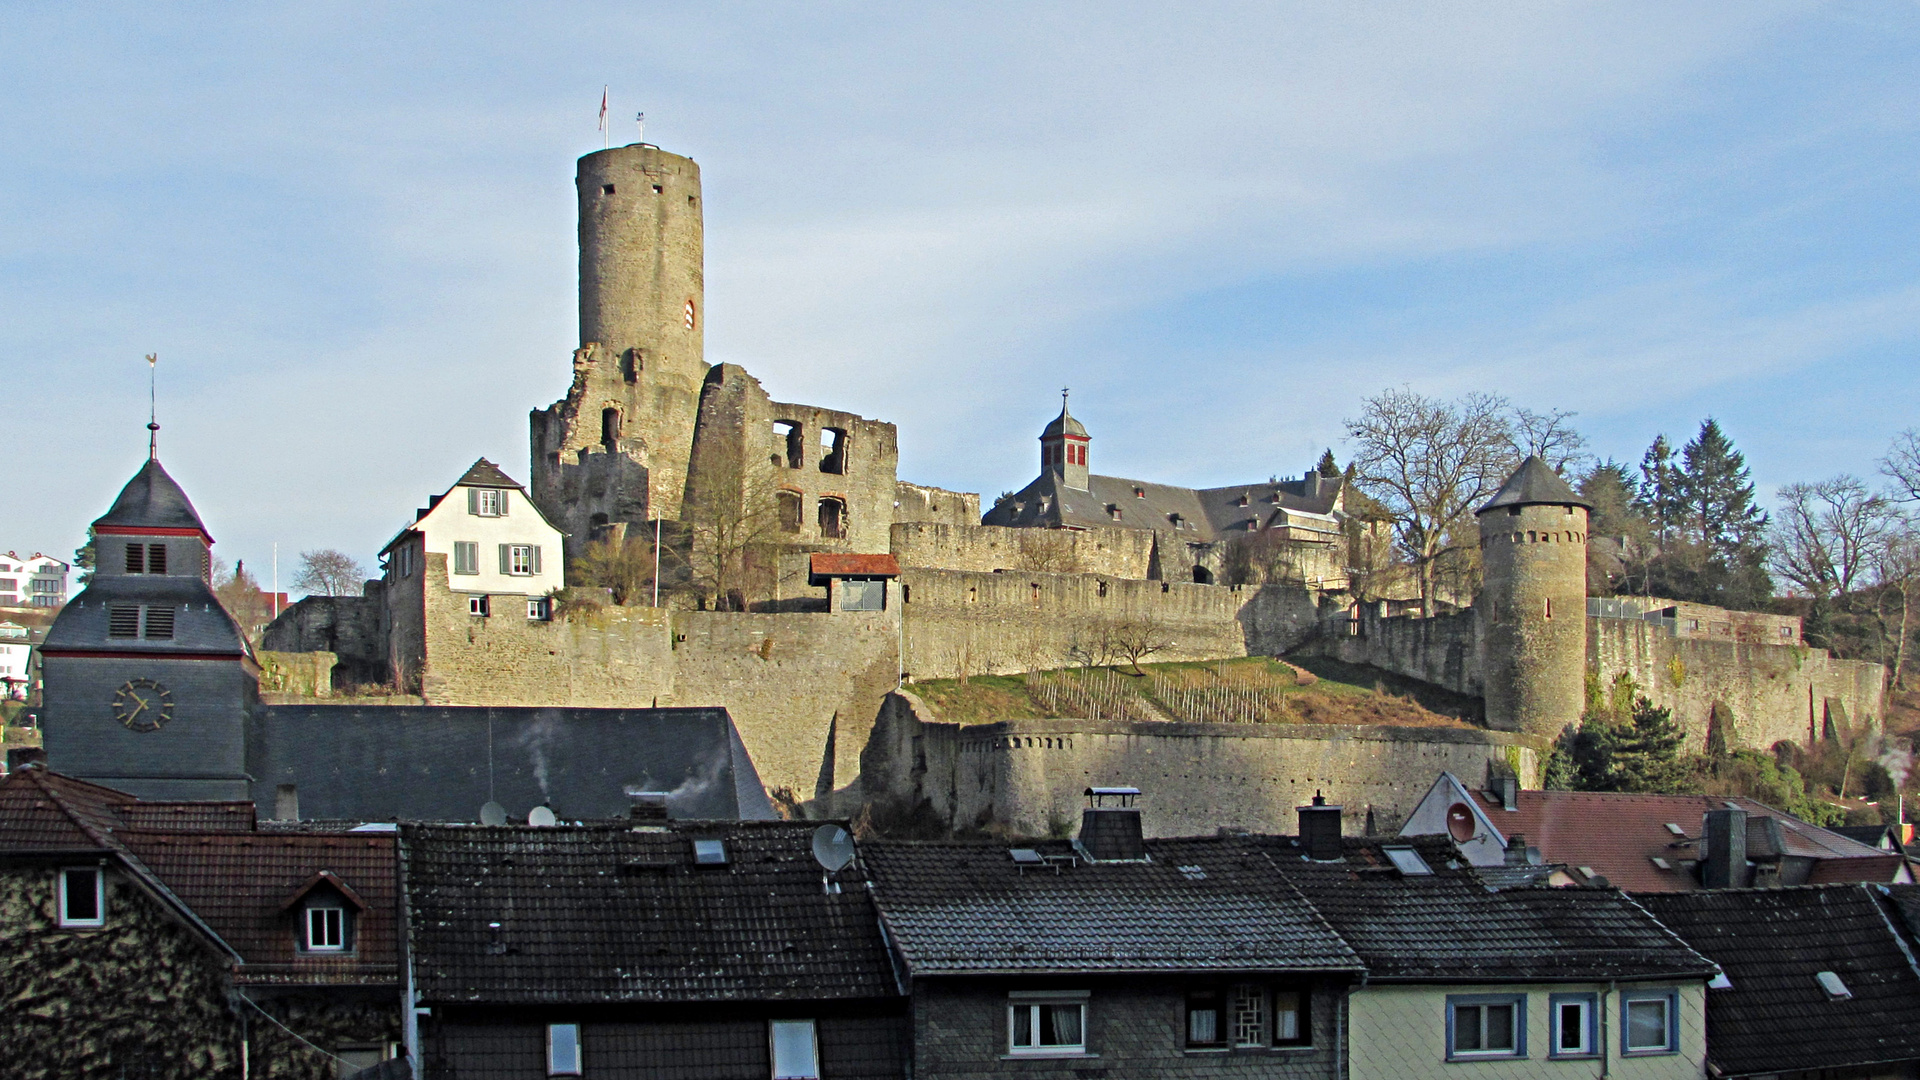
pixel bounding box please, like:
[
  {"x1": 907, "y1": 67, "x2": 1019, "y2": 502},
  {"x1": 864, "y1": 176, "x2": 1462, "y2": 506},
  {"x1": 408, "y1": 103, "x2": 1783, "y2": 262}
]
[{"x1": 1039, "y1": 390, "x2": 1090, "y2": 491}]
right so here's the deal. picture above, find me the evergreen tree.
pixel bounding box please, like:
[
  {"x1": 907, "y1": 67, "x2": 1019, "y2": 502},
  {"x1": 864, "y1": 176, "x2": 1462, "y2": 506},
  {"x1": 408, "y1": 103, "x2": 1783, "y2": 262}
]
[
  {"x1": 1635, "y1": 420, "x2": 1773, "y2": 608},
  {"x1": 1315, "y1": 448, "x2": 1340, "y2": 477},
  {"x1": 1637, "y1": 435, "x2": 1679, "y2": 548},
  {"x1": 1679, "y1": 418, "x2": 1769, "y2": 562},
  {"x1": 1565, "y1": 697, "x2": 1697, "y2": 793},
  {"x1": 72, "y1": 527, "x2": 95, "y2": 586}
]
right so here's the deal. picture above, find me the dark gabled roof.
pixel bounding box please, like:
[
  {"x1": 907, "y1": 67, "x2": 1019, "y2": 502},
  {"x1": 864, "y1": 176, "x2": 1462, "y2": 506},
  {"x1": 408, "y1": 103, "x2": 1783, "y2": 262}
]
[
  {"x1": 983, "y1": 471, "x2": 1343, "y2": 542},
  {"x1": 91, "y1": 458, "x2": 211, "y2": 538},
  {"x1": 861, "y1": 836, "x2": 1363, "y2": 976},
  {"x1": 1477, "y1": 455, "x2": 1591, "y2": 513},
  {"x1": 1639, "y1": 886, "x2": 1920, "y2": 1077},
  {"x1": 42, "y1": 575, "x2": 251, "y2": 657},
  {"x1": 455, "y1": 458, "x2": 522, "y2": 490},
  {"x1": 400, "y1": 821, "x2": 900, "y2": 1005},
  {"x1": 1263, "y1": 835, "x2": 1715, "y2": 982}
]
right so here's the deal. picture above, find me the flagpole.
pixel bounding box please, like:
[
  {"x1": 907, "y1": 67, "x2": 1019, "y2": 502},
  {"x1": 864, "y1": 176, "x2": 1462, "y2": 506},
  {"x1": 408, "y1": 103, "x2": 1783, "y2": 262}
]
[{"x1": 601, "y1": 85, "x2": 609, "y2": 150}]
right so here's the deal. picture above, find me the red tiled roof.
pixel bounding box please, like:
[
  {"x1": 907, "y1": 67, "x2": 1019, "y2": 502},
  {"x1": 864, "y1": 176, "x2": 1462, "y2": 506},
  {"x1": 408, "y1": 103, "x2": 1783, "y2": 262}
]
[
  {"x1": 808, "y1": 553, "x2": 899, "y2": 579},
  {"x1": 1465, "y1": 788, "x2": 1898, "y2": 892},
  {"x1": 119, "y1": 829, "x2": 399, "y2": 985},
  {"x1": 0, "y1": 767, "x2": 135, "y2": 850}
]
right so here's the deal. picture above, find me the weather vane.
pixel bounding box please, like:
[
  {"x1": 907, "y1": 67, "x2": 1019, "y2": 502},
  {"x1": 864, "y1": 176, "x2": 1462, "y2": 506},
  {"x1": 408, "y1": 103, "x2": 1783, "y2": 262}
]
[{"x1": 146, "y1": 353, "x2": 159, "y2": 460}]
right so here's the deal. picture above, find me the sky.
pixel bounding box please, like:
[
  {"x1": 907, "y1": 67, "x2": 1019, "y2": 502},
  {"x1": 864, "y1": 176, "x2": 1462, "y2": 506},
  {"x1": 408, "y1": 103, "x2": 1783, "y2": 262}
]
[{"x1": 4, "y1": 3, "x2": 1920, "y2": 588}]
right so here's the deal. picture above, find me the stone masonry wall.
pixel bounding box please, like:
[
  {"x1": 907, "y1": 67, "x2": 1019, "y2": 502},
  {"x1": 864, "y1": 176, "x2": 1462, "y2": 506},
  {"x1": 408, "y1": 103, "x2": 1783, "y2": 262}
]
[
  {"x1": 259, "y1": 586, "x2": 387, "y2": 685},
  {"x1": 1588, "y1": 617, "x2": 1887, "y2": 751},
  {"x1": 1321, "y1": 609, "x2": 1482, "y2": 698},
  {"x1": 891, "y1": 481, "x2": 980, "y2": 528},
  {"x1": 900, "y1": 568, "x2": 1320, "y2": 681},
  {"x1": 861, "y1": 691, "x2": 1546, "y2": 839},
  {"x1": 890, "y1": 521, "x2": 1157, "y2": 578}
]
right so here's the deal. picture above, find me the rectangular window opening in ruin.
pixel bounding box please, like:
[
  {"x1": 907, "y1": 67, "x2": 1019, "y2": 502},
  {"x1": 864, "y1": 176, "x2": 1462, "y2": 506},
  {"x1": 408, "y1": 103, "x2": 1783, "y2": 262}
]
[
  {"x1": 601, "y1": 184, "x2": 615, "y2": 195},
  {"x1": 602, "y1": 407, "x2": 622, "y2": 448},
  {"x1": 778, "y1": 491, "x2": 803, "y2": 534},
  {"x1": 620, "y1": 349, "x2": 641, "y2": 383},
  {"x1": 773, "y1": 421, "x2": 804, "y2": 469},
  {"x1": 820, "y1": 428, "x2": 848, "y2": 474},
  {"x1": 652, "y1": 184, "x2": 662, "y2": 193},
  {"x1": 818, "y1": 497, "x2": 846, "y2": 539}
]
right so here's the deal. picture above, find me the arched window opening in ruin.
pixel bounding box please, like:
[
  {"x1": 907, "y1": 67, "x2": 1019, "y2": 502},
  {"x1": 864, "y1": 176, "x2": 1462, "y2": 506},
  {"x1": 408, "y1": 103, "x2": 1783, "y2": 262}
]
[
  {"x1": 620, "y1": 348, "x2": 642, "y2": 383},
  {"x1": 818, "y1": 497, "x2": 847, "y2": 539},
  {"x1": 820, "y1": 428, "x2": 848, "y2": 474},
  {"x1": 777, "y1": 491, "x2": 803, "y2": 534},
  {"x1": 601, "y1": 407, "x2": 622, "y2": 448},
  {"x1": 1192, "y1": 565, "x2": 1214, "y2": 584},
  {"x1": 772, "y1": 421, "x2": 804, "y2": 469}
]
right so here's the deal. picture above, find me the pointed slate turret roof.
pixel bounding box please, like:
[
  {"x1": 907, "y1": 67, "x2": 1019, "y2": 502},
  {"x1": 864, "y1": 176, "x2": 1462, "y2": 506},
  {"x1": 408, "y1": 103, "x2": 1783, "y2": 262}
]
[
  {"x1": 1477, "y1": 454, "x2": 1591, "y2": 514},
  {"x1": 1041, "y1": 400, "x2": 1087, "y2": 439},
  {"x1": 91, "y1": 458, "x2": 211, "y2": 537}
]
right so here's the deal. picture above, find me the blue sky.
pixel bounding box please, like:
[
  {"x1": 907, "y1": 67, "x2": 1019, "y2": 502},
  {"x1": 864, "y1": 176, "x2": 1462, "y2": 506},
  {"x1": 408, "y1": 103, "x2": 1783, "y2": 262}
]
[{"x1": 4, "y1": 3, "x2": 1919, "y2": 585}]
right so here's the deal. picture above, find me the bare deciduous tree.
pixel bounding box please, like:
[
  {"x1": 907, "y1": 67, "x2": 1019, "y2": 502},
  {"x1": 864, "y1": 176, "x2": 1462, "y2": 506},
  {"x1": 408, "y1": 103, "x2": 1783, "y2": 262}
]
[
  {"x1": 1883, "y1": 429, "x2": 1920, "y2": 503},
  {"x1": 1770, "y1": 476, "x2": 1897, "y2": 600},
  {"x1": 1874, "y1": 525, "x2": 1920, "y2": 689},
  {"x1": 571, "y1": 534, "x2": 662, "y2": 606},
  {"x1": 293, "y1": 549, "x2": 368, "y2": 597},
  {"x1": 1510, "y1": 407, "x2": 1590, "y2": 474},
  {"x1": 682, "y1": 457, "x2": 785, "y2": 611},
  {"x1": 1344, "y1": 388, "x2": 1519, "y2": 616},
  {"x1": 213, "y1": 558, "x2": 272, "y2": 647},
  {"x1": 1110, "y1": 617, "x2": 1174, "y2": 675},
  {"x1": 1014, "y1": 531, "x2": 1082, "y2": 573}
]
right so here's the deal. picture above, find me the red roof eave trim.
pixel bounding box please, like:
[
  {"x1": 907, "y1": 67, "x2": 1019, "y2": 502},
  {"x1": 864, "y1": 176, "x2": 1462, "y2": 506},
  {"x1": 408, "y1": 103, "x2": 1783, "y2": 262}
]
[{"x1": 93, "y1": 525, "x2": 214, "y2": 543}]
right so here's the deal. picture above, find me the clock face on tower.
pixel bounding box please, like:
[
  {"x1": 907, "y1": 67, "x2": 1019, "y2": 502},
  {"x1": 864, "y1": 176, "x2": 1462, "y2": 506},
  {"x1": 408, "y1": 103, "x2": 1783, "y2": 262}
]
[{"x1": 112, "y1": 678, "x2": 174, "y2": 733}]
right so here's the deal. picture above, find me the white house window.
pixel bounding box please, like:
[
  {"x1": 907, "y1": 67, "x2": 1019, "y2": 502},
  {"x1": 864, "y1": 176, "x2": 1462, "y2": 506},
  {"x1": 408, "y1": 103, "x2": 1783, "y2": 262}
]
[
  {"x1": 471, "y1": 488, "x2": 506, "y2": 517},
  {"x1": 1271, "y1": 989, "x2": 1309, "y2": 1047},
  {"x1": 305, "y1": 905, "x2": 345, "y2": 951},
  {"x1": 1622, "y1": 991, "x2": 1677, "y2": 1055},
  {"x1": 506, "y1": 545, "x2": 537, "y2": 576},
  {"x1": 1448, "y1": 995, "x2": 1524, "y2": 1059},
  {"x1": 469, "y1": 595, "x2": 490, "y2": 618},
  {"x1": 1186, "y1": 989, "x2": 1226, "y2": 1048},
  {"x1": 547, "y1": 1023, "x2": 581, "y2": 1076},
  {"x1": 59, "y1": 866, "x2": 103, "y2": 927},
  {"x1": 1009, "y1": 994, "x2": 1087, "y2": 1055},
  {"x1": 1550, "y1": 994, "x2": 1596, "y2": 1057},
  {"x1": 453, "y1": 542, "x2": 479, "y2": 576},
  {"x1": 527, "y1": 597, "x2": 551, "y2": 621},
  {"x1": 769, "y1": 1019, "x2": 819, "y2": 1079}
]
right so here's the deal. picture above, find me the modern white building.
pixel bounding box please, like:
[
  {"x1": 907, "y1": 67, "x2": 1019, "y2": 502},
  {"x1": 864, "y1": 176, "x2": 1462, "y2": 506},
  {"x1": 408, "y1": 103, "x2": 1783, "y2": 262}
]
[
  {"x1": 0, "y1": 552, "x2": 68, "y2": 609},
  {"x1": 0, "y1": 621, "x2": 30, "y2": 699}
]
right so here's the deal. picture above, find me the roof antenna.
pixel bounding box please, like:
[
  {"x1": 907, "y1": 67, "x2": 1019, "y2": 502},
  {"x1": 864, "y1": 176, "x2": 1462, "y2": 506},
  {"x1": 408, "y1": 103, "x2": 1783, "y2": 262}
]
[{"x1": 145, "y1": 353, "x2": 159, "y2": 460}]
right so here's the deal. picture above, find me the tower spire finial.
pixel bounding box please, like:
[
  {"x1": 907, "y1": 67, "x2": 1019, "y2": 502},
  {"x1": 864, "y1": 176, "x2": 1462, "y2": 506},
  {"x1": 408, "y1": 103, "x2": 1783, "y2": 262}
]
[
  {"x1": 1061, "y1": 386, "x2": 1069, "y2": 411},
  {"x1": 146, "y1": 353, "x2": 159, "y2": 460}
]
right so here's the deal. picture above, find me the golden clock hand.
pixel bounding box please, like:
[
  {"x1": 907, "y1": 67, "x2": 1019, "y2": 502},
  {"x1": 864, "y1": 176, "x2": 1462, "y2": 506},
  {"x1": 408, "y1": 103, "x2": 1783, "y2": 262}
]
[{"x1": 126, "y1": 698, "x2": 147, "y2": 719}]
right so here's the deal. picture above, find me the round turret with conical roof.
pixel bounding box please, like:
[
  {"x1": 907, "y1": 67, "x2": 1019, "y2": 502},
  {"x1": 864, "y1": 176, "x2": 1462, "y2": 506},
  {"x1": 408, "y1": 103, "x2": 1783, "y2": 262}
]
[{"x1": 1476, "y1": 456, "x2": 1591, "y2": 736}]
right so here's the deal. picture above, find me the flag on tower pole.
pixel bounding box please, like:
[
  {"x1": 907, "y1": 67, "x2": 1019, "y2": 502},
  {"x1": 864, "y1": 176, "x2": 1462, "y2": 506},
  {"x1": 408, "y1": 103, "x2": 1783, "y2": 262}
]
[{"x1": 598, "y1": 86, "x2": 609, "y2": 148}]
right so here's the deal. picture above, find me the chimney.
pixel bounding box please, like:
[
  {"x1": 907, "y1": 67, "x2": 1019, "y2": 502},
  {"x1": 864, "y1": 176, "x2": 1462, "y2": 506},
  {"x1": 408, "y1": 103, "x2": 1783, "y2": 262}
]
[
  {"x1": 6, "y1": 746, "x2": 47, "y2": 771},
  {"x1": 1078, "y1": 787, "x2": 1146, "y2": 861},
  {"x1": 1302, "y1": 472, "x2": 1321, "y2": 498},
  {"x1": 1297, "y1": 791, "x2": 1344, "y2": 861},
  {"x1": 1494, "y1": 776, "x2": 1519, "y2": 811},
  {"x1": 274, "y1": 784, "x2": 300, "y2": 823},
  {"x1": 628, "y1": 791, "x2": 671, "y2": 825},
  {"x1": 1703, "y1": 808, "x2": 1749, "y2": 889},
  {"x1": 1504, "y1": 833, "x2": 1529, "y2": 866}
]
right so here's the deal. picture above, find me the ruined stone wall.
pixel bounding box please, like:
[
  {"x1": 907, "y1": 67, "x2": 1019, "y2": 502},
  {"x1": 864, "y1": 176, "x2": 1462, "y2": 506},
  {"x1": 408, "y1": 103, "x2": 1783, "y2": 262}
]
[
  {"x1": 860, "y1": 691, "x2": 1544, "y2": 838},
  {"x1": 1320, "y1": 609, "x2": 1482, "y2": 698},
  {"x1": 259, "y1": 586, "x2": 387, "y2": 685},
  {"x1": 889, "y1": 522, "x2": 1157, "y2": 578},
  {"x1": 891, "y1": 481, "x2": 980, "y2": 528},
  {"x1": 899, "y1": 568, "x2": 1320, "y2": 680},
  {"x1": 1588, "y1": 617, "x2": 1887, "y2": 751},
  {"x1": 669, "y1": 608, "x2": 901, "y2": 802},
  {"x1": 0, "y1": 862, "x2": 243, "y2": 1078},
  {"x1": 381, "y1": 539, "x2": 427, "y2": 696}
]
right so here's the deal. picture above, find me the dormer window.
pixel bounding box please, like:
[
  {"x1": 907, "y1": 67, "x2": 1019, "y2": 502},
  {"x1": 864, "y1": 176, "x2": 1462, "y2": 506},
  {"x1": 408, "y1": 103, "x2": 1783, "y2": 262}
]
[
  {"x1": 306, "y1": 904, "x2": 346, "y2": 951},
  {"x1": 286, "y1": 873, "x2": 366, "y2": 955},
  {"x1": 1134, "y1": 488, "x2": 1146, "y2": 499}
]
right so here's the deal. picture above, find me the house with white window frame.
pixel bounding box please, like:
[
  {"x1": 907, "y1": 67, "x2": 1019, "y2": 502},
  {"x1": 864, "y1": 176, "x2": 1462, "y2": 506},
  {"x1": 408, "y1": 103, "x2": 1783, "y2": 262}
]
[
  {"x1": 0, "y1": 552, "x2": 68, "y2": 609},
  {"x1": 378, "y1": 459, "x2": 565, "y2": 699}
]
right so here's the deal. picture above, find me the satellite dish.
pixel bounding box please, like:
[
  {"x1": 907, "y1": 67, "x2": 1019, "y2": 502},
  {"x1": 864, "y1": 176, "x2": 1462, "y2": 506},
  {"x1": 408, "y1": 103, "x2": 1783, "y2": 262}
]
[
  {"x1": 811, "y1": 824, "x2": 855, "y2": 872},
  {"x1": 528, "y1": 805, "x2": 558, "y2": 827},
  {"x1": 480, "y1": 801, "x2": 507, "y2": 826},
  {"x1": 1446, "y1": 802, "x2": 1476, "y2": 843}
]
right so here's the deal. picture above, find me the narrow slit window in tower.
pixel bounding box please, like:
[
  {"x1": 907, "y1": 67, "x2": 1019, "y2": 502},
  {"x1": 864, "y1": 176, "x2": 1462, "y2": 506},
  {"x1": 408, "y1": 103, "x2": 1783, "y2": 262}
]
[
  {"x1": 1544, "y1": 597, "x2": 1553, "y2": 619},
  {"x1": 602, "y1": 408, "x2": 621, "y2": 449}
]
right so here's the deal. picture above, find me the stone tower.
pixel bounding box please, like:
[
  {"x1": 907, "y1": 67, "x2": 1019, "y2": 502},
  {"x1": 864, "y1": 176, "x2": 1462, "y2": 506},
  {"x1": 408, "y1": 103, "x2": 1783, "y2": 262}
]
[
  {"x1": 1038, "y1": 392, "x2": 1090, "y2": 491},
  {"x1": 39, "y1": 453, "x2": 256, "y2": 800},
  {"x1": 531, "y1": 143, "x2": 706, "y2": 558},
  {"x1": 1476, "y1": 456, "x2": 1591, "y2": 736}
]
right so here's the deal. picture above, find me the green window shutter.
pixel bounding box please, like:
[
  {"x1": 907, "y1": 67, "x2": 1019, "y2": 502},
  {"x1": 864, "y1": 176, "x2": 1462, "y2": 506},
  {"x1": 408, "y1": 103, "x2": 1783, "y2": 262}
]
[
  {"x1": 467, "y1": 488, "x2": 478, "y2": 515},
  {"x1": 498, "y1": 491, "x2": 509, "y2": 516},
  {"x1": 532, "y1": 546, "x2": 542, "y2": 574},
  {"x1": 498, "y1": 545, "x2": 511, "y2": 574}
]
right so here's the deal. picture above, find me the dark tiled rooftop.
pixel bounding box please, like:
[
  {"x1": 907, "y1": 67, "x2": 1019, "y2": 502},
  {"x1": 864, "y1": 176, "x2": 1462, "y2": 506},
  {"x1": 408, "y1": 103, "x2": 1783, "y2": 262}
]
[
  {"x1": 1640, "y1": 886, "x2": 1920, "y2": 1077},
  {"x1": 1477, "y1": 455, "x2": 1590, "y2": 512},
  {"x1": 401, "y1": 821, "x2": 900, "y2": 1004},
  {"x1": 91, "y1": 458, "x2": 210, "y2": 536},
  {"x1": 43, "y1": 575, "x2": 250, "y2": 656},
  {"x1": 454, "y1": 457, "x2": 523, "y2": 490},
  {"x1": 862, "y1": 836, "x2": 1362, "y2": 976}
]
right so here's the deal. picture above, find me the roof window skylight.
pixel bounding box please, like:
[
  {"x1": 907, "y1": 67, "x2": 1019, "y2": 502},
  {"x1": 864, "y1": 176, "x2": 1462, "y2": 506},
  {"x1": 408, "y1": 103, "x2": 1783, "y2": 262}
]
[
  {"x1": 1009, "y1": 848, "x2": 1043, "y2": 864},
  {"x1": 1382, "y1": 847, "x2": 1433, "y2": 876},
  {"x1": 1816, "y1": 971, "x2": 1851, "y2": 1000},
  {"x1": 692, "y1": 839, "x2": 728, "y2": 865}
]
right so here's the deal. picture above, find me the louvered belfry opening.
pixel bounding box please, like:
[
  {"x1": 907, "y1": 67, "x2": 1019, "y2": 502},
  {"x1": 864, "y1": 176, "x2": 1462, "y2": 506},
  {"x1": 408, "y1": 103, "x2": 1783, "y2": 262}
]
[{"x1": 1078, "y1": 786, "x2": 1145, "y2": 861}]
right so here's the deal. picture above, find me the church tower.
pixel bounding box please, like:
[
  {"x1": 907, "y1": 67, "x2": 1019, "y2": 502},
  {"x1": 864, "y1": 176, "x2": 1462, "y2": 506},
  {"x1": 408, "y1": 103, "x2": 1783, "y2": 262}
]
[
  {"x1": 531, "y1": 143, "x2": 706, "y2": 558},
  {"x1": 39, "y1": 453, "x2": 256, "y2": 799},
  {"x1": 1476, "y1": 456, "x2": 1591, "y2": 736},
  {"x1": 1039, "y1": 392, "x2": 1090, "y2": 491}
]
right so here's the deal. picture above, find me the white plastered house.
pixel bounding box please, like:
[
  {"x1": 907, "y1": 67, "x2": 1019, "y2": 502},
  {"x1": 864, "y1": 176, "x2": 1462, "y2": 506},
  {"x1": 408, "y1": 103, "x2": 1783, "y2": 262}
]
[{"x1": 379, "y1": 459, "x2": 564, "y2": 623}]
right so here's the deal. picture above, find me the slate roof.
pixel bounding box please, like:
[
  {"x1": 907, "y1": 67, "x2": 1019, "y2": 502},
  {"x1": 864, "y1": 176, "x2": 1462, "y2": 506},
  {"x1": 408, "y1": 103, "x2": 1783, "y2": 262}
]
[
  {"x1": 400, "y1": 821, "x2": 900, "y2": 1004},
  {"x1": 454, "y1": 457, "x2": 523, "y2": 490},
  {"x1": 984, "y1": 471, "x2": 1344, "y2": 543},
  {"x1": 1640, "y1": 886, "x2": 1920, "y2": 1077},
  {"x1": 1263, "y1": 835, "x2": 1715, "y2": 982},
  {"x1": 1457, "y1": 788, "x2": 1900, "y2": 892},
  {"x1": 119, "y1": 828, "x2": 399, "y2": 986},
  {"x1": 1041, "y1": 402, "x2": 1087, "y2": 438},
  {"x1": 1477, "y1": 455, "x2": 1591, "y2": 513},
  {"x1": 861, "y1": 836, "x2": 1363, "y2": 976},
  {"x1": 43, "y1": 575, "x2": 251, "y2": 657},
  {"x1": 91, "y1": 458, "x2": 211, "y2": 537}
]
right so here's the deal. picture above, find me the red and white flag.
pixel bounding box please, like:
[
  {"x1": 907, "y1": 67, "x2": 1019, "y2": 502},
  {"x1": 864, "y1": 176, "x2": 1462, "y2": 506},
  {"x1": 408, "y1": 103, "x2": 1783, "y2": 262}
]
[{"x1": 598, "y1": 87, "x2": 608, "y2": 135}]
